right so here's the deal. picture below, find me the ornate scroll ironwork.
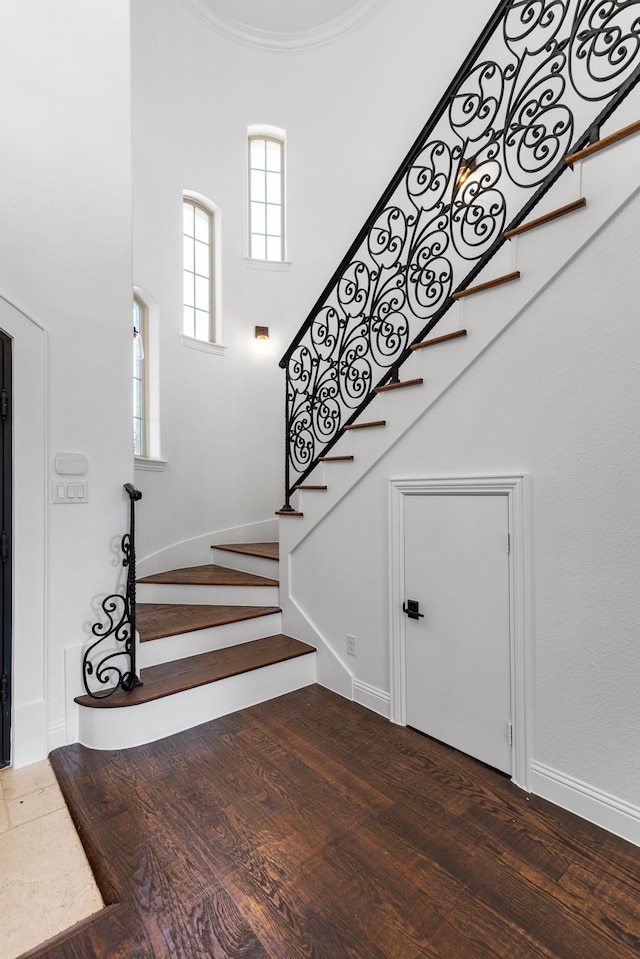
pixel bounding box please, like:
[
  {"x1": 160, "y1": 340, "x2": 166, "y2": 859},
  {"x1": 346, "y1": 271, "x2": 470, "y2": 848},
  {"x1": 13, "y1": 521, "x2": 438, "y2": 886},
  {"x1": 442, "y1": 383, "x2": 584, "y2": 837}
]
[
  {"x1": 280, "y1": 0, "x2": 640, "y2": 502},
  {"x1": 82, "y1": 483, "x2": 143, "y2": 699}
]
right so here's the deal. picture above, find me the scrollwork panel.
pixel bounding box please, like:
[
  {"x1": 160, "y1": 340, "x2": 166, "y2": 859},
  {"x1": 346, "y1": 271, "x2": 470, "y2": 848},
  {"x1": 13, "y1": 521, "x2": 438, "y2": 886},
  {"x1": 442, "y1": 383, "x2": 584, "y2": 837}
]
[{"x1": 283, "y1": 0, "x2": 640, "y2": 492}]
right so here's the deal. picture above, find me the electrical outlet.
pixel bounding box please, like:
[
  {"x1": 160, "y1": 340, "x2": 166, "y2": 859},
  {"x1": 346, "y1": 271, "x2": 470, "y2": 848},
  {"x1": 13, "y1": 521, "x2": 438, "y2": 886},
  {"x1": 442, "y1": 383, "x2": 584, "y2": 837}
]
[{"x1": 346, "y1": 634, "x2": 356, "y2": 656}]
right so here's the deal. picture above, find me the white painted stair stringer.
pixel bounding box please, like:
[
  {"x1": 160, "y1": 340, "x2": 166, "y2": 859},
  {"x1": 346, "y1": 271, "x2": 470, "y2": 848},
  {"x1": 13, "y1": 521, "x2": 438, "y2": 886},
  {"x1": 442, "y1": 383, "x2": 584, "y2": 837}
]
[
  {"x1": 77, "y1": 652, "x2": 316, "y2": 751},
  {"x1": 279, "y1": 128, "x2": 640, "y2": 557}
]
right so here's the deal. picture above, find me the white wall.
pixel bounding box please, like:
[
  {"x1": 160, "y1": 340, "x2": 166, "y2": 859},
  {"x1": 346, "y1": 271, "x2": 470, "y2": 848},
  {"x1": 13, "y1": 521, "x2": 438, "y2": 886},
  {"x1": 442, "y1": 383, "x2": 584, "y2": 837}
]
[
  {"x1": 0, "y1": 0, "x2": 634, "y2": 846},
  {"x1": 0, "y1": 0, "x2": 133, "y2": 762},
  {"x1": 289, "y1": 187, "x2": 640, "y2": 830},
  {"x1": 130, "y1": 0, "x2": 497, "y2": 560},
  {"x1": 0, "y1": 0, "x2": 501, "y2": 761}
]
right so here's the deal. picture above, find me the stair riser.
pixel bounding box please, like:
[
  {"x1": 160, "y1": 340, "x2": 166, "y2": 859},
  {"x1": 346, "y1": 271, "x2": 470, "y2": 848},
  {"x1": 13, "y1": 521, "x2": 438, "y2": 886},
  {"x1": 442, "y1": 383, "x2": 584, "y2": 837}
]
[
  {"x1": 209, "y1": 549, "x2": 278, "y2": 579},
  {"x1": 77, "y1": 653, "x2": 316, "y2": 750},
  {"x1": 140, "y1": 612, "x2": 283, "y2": 667},
  {"x1": 136, "y1": 583, "x2": 279, "y2": 606}
]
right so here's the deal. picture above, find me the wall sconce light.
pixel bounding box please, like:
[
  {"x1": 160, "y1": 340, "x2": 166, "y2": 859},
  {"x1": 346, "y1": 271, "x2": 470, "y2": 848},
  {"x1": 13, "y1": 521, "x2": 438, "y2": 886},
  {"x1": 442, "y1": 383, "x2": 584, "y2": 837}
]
[
  {"x1": 455, "y1": 155, "x2": 477, "y2": 194},
  {"x1": 254, "y1": 326, "x2": 269, "y2": 341}
]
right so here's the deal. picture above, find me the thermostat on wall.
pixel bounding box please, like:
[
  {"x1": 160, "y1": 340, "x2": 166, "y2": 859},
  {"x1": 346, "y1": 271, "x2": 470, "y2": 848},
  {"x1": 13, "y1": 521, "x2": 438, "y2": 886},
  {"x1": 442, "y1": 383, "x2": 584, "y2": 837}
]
[{"x1": 55, "y1": 452, "x2": 88, "y2": 475}]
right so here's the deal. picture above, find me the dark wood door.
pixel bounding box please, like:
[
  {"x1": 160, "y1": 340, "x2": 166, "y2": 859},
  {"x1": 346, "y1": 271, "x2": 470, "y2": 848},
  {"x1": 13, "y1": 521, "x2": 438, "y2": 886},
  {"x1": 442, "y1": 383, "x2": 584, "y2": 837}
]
[{"x1": 0, "y1": 329, "x2": 12, "y2": 767}]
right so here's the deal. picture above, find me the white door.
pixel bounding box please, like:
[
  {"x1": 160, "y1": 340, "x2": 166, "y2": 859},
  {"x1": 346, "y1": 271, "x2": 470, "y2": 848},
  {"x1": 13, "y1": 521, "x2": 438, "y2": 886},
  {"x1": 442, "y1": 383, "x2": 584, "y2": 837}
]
[{"x1": 404, "y1": 493, "x2": 512, "y2": 774}]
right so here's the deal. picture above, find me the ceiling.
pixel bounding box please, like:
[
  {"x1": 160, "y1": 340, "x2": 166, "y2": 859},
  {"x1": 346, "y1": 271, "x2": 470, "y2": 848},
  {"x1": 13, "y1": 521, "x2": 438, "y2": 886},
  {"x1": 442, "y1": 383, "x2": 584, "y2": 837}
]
[{"x1": 181, "y1": 0, "x2": 386, "y2": 52}]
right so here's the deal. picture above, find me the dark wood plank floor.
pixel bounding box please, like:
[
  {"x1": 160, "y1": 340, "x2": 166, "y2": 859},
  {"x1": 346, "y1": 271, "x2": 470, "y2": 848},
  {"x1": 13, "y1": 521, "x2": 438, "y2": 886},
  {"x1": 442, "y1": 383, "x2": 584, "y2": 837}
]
[{"x1": 44, "y1": 686, "x2": 640, "y2": 959}]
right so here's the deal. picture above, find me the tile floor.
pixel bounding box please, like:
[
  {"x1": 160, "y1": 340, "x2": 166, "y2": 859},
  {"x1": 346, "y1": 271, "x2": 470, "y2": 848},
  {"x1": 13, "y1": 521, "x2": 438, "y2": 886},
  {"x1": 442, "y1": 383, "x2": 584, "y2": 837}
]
[{"x1": 0, "y1": 759, "x2": 104, "y2": 959}]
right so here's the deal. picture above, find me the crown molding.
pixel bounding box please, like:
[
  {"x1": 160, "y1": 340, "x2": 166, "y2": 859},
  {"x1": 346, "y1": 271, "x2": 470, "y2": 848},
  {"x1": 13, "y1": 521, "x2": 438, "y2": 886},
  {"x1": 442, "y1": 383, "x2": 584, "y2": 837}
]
[{"x1": 181, "y1": 0, "x2": 386, "y2": 53}]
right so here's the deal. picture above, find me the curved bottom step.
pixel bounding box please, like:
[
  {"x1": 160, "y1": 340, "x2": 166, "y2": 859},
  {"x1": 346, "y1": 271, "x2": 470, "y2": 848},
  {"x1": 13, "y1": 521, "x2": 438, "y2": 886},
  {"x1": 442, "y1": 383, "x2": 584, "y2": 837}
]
[{"x1": 76, "y1": 636, "x2": 316, "y2": 750}]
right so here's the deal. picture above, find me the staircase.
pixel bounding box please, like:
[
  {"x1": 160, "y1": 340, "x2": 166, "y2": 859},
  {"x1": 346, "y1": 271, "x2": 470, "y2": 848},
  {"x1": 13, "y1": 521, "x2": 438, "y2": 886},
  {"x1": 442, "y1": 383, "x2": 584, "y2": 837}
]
[
  {"x1": 75, "y1": 543, "x2": 316, "y2": 750},
  {"x1": 268, "y1": 112, "x2": 640, "y2": 723},
  {"x1": 278, "y1": 116, "x2": 640, "y2": 552},
  {"x1": 75, "y1": 120, "x2": 640, "y2": 752},
  {"x1": 75, "y1": 3, "x2": 640, "y2": 751}
]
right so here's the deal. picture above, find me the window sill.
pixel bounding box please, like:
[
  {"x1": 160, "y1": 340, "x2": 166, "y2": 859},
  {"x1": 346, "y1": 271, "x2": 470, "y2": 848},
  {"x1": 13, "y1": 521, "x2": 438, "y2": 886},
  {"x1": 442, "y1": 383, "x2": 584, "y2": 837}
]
[
  {"x1": 181, "y1": 335, "x2": 227, "y2": 356},
  {"x1": 134, "y1": 456, "x2": 168, "y2": 472},
  {"x1": 245, "y1": 258, "x2": 291, "y2": 272}
]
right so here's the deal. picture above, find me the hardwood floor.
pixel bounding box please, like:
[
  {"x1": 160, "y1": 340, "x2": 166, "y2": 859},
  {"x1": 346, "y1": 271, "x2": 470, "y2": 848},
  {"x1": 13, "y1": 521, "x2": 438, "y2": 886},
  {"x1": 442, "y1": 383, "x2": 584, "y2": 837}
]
[{"x1": 43, "y1": 686, "x2": 640, "y2": 958}]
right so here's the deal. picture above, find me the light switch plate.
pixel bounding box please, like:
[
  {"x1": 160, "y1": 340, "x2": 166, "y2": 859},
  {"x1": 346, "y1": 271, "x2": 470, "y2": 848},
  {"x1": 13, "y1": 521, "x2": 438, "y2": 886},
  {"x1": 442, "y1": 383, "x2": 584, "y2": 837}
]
[{"x1": 52, "y1": 480, "x2": 89, "y2": 504}]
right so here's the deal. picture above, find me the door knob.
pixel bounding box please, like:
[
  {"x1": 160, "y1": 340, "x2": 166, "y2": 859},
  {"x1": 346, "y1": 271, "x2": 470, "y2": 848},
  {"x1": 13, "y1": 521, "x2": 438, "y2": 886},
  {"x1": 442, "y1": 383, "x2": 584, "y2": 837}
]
[{"x1": 403, "y1": 599, "x2": 424, "y2": 620}]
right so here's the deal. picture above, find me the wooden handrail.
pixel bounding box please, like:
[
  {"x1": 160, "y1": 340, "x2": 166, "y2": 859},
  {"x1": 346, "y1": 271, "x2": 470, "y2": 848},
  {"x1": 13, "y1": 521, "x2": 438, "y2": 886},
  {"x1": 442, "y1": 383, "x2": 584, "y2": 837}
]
[{"x1": 566, "y1": 119, "x2": 640, "y2": 168}]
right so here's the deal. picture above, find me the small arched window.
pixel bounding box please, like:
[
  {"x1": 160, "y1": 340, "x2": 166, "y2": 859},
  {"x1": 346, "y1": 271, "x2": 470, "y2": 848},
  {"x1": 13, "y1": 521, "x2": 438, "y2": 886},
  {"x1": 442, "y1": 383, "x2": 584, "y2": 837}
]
[
  {"x1": 183, "y1": 197, "x2": 215, "y2": 341},
  {"x1": 248, "y1": 132, "x2": 285, "y2": 261}
]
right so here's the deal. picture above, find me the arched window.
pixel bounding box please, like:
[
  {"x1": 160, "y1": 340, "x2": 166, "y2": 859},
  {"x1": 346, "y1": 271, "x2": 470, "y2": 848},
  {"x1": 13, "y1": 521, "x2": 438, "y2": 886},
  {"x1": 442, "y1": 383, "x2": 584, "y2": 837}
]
[
  {"x1": 133, "y1": 287, "x2": 165, "y2": 469},
  {"x1": 133, "y1": 294, "x2": 148, "y2": 457},
  {"x1": 183, "y1": 197, "x2": 215, "y2": 341},
  {"x1": 248, "y1": 132, "x2": 285, "y2": 261}
]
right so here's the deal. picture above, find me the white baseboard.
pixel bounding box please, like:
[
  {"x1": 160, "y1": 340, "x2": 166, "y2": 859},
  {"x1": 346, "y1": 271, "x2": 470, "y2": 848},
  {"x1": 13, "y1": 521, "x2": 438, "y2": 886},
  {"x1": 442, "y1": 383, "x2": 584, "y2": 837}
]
[
  {"x1": 353, "y1": 679, "x2": 390, "y2": 719},
  {"x1": 531, "y1": 760, "x2": 640, "y2": 848},
  {"x1": 47, "y1": 720, "x2": 67, "y2": 754},
  {"x1": 63, "y1": 644, "x2": 85, "y2": 747}
]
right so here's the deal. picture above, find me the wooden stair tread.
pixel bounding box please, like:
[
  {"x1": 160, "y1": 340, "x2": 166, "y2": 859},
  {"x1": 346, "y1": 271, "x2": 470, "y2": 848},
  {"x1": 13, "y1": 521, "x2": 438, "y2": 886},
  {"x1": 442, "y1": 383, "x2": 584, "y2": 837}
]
[
  {"x1": 411, "y1": 329, "x2": 467, "y2": 350},
  {"x1": 295, "y1": 484, "x2": 327, "y2": 491},
  {"x1": 137, "y1": 603, "x2": 281, "y2": 642},
  {"x1": 344, "y1": 419, "x2": 386, "y2": 431},
  {"x1": 275, "y1": 510, "x2": 304, "y2": 517},
  {"x1": 213, "y1": 542, "x2": 279, "y2": 561},
  {"x1": 504, "y1": 197, "x2": 586, "y2": 239},
  {"x1": 452, "y1": 271, "x2": 520, "y2": 300},
  {"x1": 75, "y1": 634, "x2": 315, "y2": 708},
  {"x1": 138, "y1": 564, "x2": 278, "y2": 587},
  {"x1": 566, "y1": 119, "x2": 640, "y2": 167},
  {"x1": 319, "y1": 454, "x2": 354, "y2": 462},
  {"x1": 375, "y1": 377, "x2": 423, "y2": 394}
]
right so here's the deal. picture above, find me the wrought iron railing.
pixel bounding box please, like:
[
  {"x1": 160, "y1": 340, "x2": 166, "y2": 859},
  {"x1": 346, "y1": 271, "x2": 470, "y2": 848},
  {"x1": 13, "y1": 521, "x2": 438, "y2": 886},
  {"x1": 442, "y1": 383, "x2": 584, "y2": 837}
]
[
  {"x1": 280, "y1": 0, "x2": 640, "y2": 505},
  {"x1": 82, "y1": 483, "x2": 143, "y2": 699}
]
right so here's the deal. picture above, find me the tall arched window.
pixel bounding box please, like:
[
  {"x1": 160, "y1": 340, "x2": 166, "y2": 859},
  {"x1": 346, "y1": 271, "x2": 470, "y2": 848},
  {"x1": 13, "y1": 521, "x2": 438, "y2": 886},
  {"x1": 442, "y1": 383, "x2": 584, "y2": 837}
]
[
  {"x1": 248, "y1": 132, "x2": 285, "y2": 261},
  {"x1": 183, "y1": 197, "x2": 215, "y2": 341},
  {"x1": 133, "y1": 287, "x2": 165, "y2": 469},
  {"x1": 133, "y1": 294, "x2": 148, "y2": 457}
]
